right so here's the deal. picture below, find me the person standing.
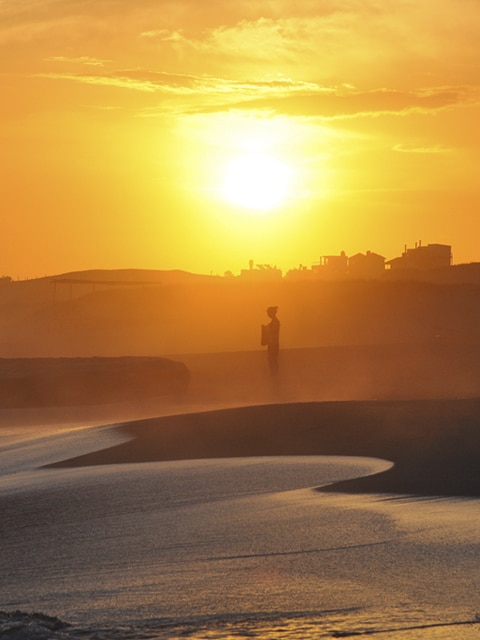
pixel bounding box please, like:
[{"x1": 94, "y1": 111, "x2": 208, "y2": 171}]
[{"x1": 261, "y1": 306, "x2": 280, "y2": 376}]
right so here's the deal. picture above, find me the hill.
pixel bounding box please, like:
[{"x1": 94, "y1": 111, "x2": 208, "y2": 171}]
[{"x1": 1, "y1": 269, "x2": 480, "y2": 357}]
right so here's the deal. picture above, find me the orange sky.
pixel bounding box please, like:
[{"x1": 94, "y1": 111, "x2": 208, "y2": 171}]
[{"x1": 2, "y1": 0, "x2": 480, "y2": 278}]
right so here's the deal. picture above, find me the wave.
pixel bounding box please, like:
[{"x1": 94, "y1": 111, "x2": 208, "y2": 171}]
[
  {"x1": 0, "y1": 611, "x2": 69, "y2": 640},
  {"x1": 2, "y1": 609, "x2": 480, "y2": 640}
]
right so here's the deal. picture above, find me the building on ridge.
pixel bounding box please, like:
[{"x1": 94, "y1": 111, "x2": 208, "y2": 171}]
[
  {"x1": 348, "y1": 251, "x2": 385, "y2": 280},
  {"x1": 312, "y1": 251, "x2": 348, "y2": 280},
  {"x1": 239, "y1": 259, "x2": 283, "y2": 282},
  {"x1": 386, "y1": 241, "x2": 452, "y2": 272}
]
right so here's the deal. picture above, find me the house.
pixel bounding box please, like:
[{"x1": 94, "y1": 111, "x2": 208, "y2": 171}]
[
  {"x1": 312, "y1": 251, "x2": 348, "y2": 279},
  {"x1": 386, "y1": 242, "x2": 452, "y2": 271},
  {"x1": 348, "y1": 251, "x2": 385, "y2": 279}
]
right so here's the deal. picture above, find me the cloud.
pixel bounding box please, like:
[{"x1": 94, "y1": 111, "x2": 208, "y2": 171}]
[
  {"x1": 138, "y1": 4, "x2": 480, "y2": 88},
  {"x1": 45, "y1": 56, "x2": 111, "y2": 67},
  {"x1": 8, "y1": 0, "x2": 480, "y2": 124},
  {"x1": 35, "y1": 66, "x2": 328, "y2": 100},
  {"x1": 35, "y1": 59, "x2": 479, "y2": 123},
  {"x1": 35, "y1": 69, "x2": 216, "y2": 95},
  {"x1": 189, "y1": 87, "x2": 467, "y2": 120},
  {"x1": 141, "y1": 18, "x2": 314, "y2": 62},
  {"x1": 393, "y1": 144, "x2": 451, "y2": 154},
  {"x1": 37, "y1": 72, "x2": 159, "y2": 93}
]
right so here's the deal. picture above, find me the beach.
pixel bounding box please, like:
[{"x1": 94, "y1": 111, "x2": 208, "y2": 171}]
[
  {"x1": 1, "y1": 349, "x2": 480, "y2": 639},
  {"x1": 5, "y1": 0, "x2": 480, "y2": 632}
]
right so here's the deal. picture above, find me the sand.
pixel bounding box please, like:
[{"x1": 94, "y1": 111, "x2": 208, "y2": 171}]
[
  {"x1": 3, "y1": 347, "x2": 480, "y2": 638},
  {"x1": 48, "y1": 397, "x2": 480, "y2": 498},
  {"x1": 4, "y1": 346, "x2": 478, "y2": 498}
]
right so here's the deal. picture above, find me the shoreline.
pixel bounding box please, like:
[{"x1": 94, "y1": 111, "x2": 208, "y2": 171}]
[{"x1": 47, "y1": 397, "x2": 480, "y2": 498}]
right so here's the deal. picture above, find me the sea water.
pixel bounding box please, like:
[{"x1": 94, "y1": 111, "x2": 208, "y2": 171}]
[{"x1": 1, "y1": 423, "x2": 480, "y2": 639}]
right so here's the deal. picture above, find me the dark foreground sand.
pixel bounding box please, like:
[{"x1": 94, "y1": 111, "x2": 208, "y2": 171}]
[{"x1": 49, "y1": 397, "x2": 480, "y2": 498}]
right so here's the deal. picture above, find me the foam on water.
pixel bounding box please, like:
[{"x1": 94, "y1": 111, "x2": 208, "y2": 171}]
[{"x1": 2, "y1": 608, "x2": 480, "y2": 639}]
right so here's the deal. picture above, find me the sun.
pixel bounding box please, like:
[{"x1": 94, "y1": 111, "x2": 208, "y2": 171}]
[{"x1": 222, "y1": 153, "x2": 292, "y2": 212}]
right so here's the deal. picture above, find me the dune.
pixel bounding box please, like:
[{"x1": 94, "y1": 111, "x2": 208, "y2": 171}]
[{"x1": 48, "y1": 397, "x2": 480, "y2": 498}]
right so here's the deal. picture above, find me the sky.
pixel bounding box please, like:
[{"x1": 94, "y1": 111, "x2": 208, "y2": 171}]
[{"x1": 2, "y1": 0, "x2": 480, "y2": 278}]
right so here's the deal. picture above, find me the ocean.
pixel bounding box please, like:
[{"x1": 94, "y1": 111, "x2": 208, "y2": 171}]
[{"x1": 1, "y1": 419, "x2": 480, "y2": 639}]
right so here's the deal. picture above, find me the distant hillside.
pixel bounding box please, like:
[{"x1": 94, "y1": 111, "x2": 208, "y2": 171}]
[
  {"x1": 51, "y1": 268, "x2": 221, "y2": 285},
  {"x1": 1, "y1": 270, "x2": 480, "y2": 357}
]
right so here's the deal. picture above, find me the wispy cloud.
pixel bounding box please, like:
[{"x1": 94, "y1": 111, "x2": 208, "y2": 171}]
[
  {"x1": 37, "y1": 72, "x2": 159, "y2": 93},
  {"x1": 45, "y1": 56, "x2": 111, "y2": 67},
  {"x1": 140, "y1": 18, "x2": 315, "y2": 62},
  {"x1": 35, "y1": 67, "x2": 329, "y2": 100},
  {"x1": 139, "y1": 4, "x2": 480, "y2": 87},
  {"x1": 6, "y1": 0, "x2": 480, "y2": 126},
  {"x1": 393, "y1": 144, "x2": 451, "y2": 154},
  {"x1": 35, "y1": 62, "x2": 478, "y2": 122},
  {"x1": 3, "y1": 0, "x2": 480, "y2": 93},
  {"x1": 189, "y1": 87, "x2": 469, "y2": 120}
]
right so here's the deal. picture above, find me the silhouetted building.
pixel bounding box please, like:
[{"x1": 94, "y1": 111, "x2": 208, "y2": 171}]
[
  {"x1": 312, "y1": 251, "x2": 348, "y2": 280},
  {"x1": 386, "y1": 242, "x2": 452, "y2": 271},
  {"x1": 348, "y1": 251, "x2": 385, "y2": 280},
  {"x1": 284, "y1": 265, "x2": 317, "y2": 281},
  {"x1": 239, "y1": 261, "x2": 282, "y2": 282}
]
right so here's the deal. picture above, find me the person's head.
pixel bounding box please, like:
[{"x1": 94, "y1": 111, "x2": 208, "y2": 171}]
[{"x1": 266, "y1": 306, "x2": 278, "y2": 319}]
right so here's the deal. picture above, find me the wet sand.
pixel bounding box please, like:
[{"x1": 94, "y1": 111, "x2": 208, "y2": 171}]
[
  {"x1": 49, "y1": 397, "x2": 480, "y2": 498},
  {"x1": 1, "y1": 345, "x2": 476, "y2": 499}
]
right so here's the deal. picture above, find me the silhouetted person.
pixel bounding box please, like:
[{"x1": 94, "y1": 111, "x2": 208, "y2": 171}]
[{"x1": 261, "y1": 306, "x2": 280, "y2": 376}]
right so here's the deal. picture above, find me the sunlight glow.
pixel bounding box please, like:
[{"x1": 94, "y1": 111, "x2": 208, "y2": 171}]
[{"x1": 222, "y1": 153, "x2": 292, "y2": 212}]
